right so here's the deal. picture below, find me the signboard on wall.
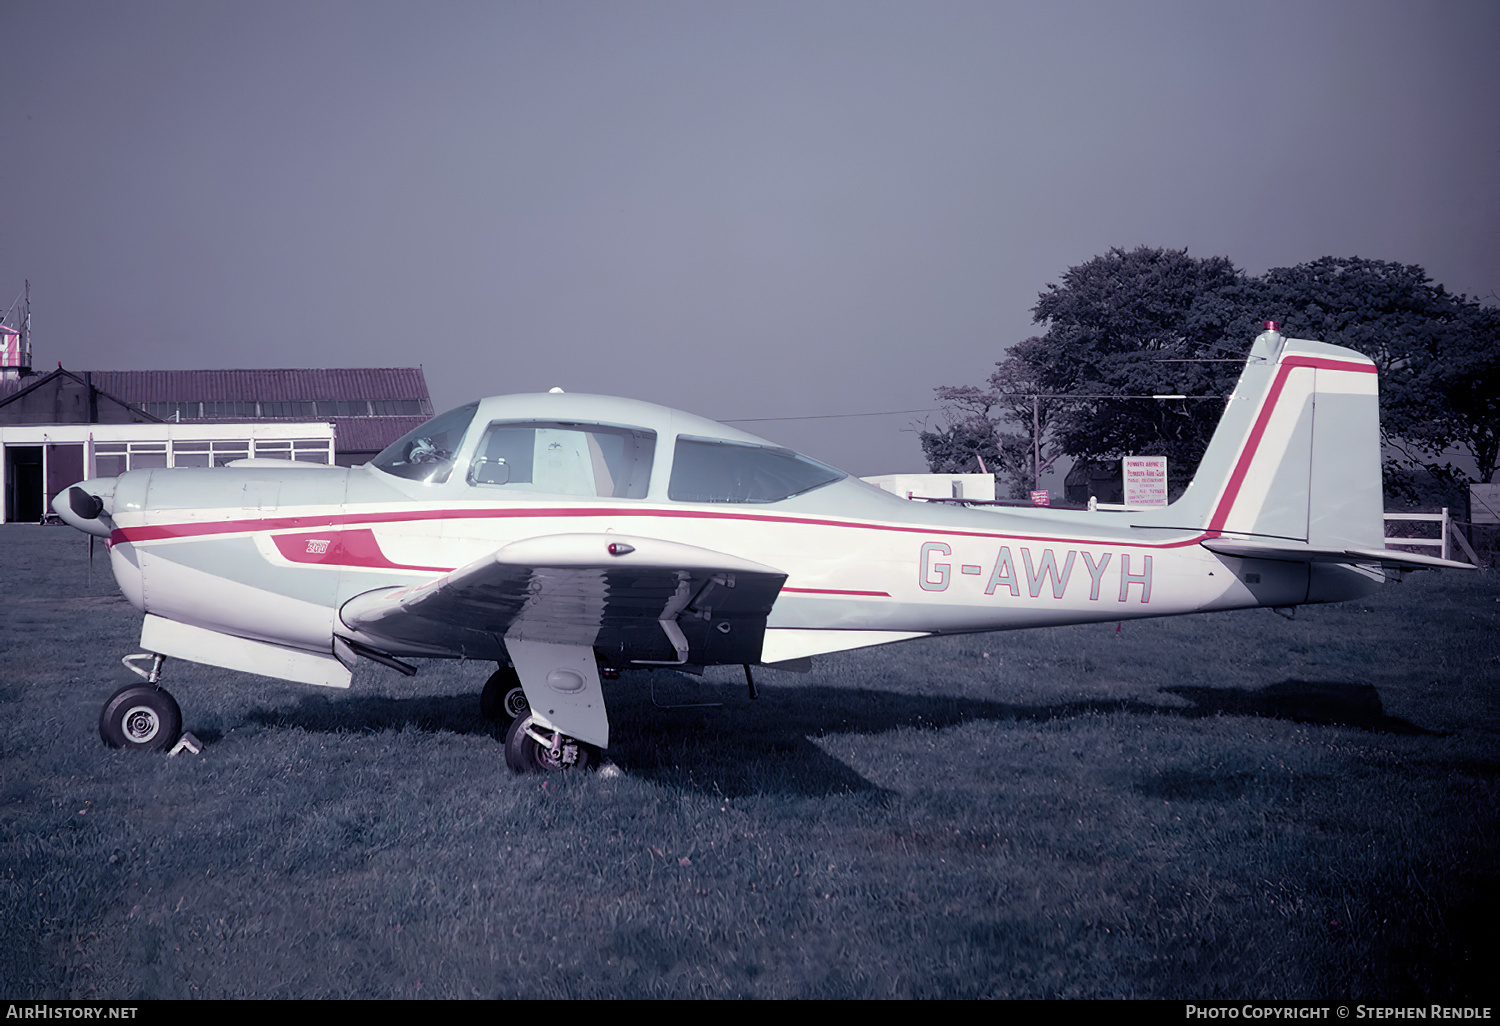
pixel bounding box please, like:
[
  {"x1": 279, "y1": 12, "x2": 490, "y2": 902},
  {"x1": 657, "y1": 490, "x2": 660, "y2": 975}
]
[{"x1": 1122, "y1": 456, "x2": 1168, "y2": 507}]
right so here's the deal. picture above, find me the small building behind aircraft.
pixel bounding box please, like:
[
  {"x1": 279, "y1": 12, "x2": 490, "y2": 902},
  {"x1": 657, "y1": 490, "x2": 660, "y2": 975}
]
[{"x1": 0, "y1": 365, "x2": 432, "y2": 523}]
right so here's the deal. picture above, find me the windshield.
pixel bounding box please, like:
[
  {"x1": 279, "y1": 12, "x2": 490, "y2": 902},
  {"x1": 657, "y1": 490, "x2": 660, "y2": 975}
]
[{"x1": 370, "y1": 402, "x2": 479, "y2": 483}]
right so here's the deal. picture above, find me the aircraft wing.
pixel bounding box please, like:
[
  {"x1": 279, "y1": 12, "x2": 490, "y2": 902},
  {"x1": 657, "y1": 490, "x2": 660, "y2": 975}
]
[
  {"x1": 1201, "y1": 538, "x2": 1474, "y2": 571},
  {"x1": 339, "y1": 533, "x2": 789, "y2": 666}
]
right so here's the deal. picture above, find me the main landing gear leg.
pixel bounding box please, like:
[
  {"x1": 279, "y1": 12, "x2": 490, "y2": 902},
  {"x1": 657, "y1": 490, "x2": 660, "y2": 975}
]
[
  {"x1": 500, "y1": 638, "x2": 608, "y2": 773},
  {"x1": 503, "y1": 714, "x2": 600, "y2": 772}
]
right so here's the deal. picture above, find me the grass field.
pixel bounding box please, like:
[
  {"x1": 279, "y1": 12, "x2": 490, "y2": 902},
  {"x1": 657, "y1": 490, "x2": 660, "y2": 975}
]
[{"x1": 2, "y1": 524, "x2": 1496, "y2": 999}]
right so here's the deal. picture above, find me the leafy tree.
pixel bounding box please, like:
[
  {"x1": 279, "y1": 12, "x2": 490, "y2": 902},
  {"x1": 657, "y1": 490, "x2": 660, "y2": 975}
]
[
  {"x1": 918, "y1": 389, "x2": 1003, "y2": 478},
  {"x1": 1256, "y1": 257, "x2": 1499, "y2": 488},
  {"x1": 1440, "y1": 303, "x2": 1500, "y2": 484},
  {"x1": 921, "y1": 366, "x2": 1064, "y2": 500},
  {"x1": 1021, "y1": 247, "x2": 1258, "y2": 473},
  {"x1": 929, "y1": 247, "x2": 1500, "y2": 503},
  {"x1": 922, "y1": 247, "x2": 1256, "y2": 495},
  {"x1": 1388, "y1": 300, "x2": 1500, "y2": 487},
  {"x1": 1256, "y1": 256, "x2": 1457, "y2": 374},
  {"x1": 985, "y1": 351, "x2": 1068, "y2": 496}
]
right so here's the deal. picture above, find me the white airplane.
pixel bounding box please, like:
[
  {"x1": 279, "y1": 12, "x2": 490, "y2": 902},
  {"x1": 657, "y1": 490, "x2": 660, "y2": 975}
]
[{"x1": 54, "y1": 324, "x2": 1469, "y2": 770}]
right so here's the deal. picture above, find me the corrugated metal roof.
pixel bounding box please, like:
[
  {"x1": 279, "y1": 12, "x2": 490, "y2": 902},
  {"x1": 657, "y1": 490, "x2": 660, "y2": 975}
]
[
  {"x1": 330, "y1": 416, "x2": 428, "y2": 453},
  {"x1": 1, "y1": 367, "x2": 433, "y2": 456},
  {"x1": 81, "y1": 367, "x2": 429, "y2": 403}
]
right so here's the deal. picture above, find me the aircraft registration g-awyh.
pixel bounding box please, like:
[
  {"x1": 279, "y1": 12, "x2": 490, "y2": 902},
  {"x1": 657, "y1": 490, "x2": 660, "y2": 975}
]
[{"x1": 54, "y1": 323, "x2": 1470, "y2": 770}]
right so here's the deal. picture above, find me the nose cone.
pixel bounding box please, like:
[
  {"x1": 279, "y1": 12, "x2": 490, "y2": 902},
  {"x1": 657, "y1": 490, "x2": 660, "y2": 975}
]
[{"x1": 53, "y1": 479, "x2": 116, "y2": 538}]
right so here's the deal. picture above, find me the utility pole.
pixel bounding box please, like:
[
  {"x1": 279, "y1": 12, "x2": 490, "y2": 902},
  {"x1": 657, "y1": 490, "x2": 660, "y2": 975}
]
[{"x1": 1033, "y1": 394, "x2": 1041, "y2": 490}]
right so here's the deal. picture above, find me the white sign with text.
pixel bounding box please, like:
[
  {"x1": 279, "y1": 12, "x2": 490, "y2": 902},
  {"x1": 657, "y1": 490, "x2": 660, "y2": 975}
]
[{"x1": 1122, "y1": 456, "x2": 1168, "y2": 507}]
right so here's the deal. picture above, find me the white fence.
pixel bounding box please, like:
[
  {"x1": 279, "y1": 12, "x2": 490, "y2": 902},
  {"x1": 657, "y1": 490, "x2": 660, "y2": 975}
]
[{"x1": 1384, "y1": 508, "x2": 1481, "y2": 565}]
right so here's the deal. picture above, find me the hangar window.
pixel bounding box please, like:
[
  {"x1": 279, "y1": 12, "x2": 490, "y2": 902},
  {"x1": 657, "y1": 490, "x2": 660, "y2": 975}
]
[
  {"x1": 371, "y1": 403, "x2": 479, "y2": 484},
  {"x1": 668, "y1": 436, "x2": 845, "y2": 503},
  {"x1": 467, "y1": 421, "x2": 655, "y2": 499},
  {"x1": 94, "y1": 441, "x2": 167, "y2": 473}
]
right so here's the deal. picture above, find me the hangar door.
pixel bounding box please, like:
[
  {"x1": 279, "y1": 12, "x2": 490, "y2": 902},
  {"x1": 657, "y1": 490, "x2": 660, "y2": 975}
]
[{"x1": 3, "y1": 444, "x2": 84, "y2": 523}]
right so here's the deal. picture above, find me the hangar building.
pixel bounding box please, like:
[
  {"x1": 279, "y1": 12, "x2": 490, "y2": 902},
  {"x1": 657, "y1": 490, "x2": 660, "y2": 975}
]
[{"x1": 0, "y1": 364, "x2": 433, "y2": 523}]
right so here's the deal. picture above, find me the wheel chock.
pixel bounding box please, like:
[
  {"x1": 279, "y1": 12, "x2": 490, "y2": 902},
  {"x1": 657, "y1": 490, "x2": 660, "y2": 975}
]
[{"x1": 168, "y1": 732, "x2": 203, "y2": 757}]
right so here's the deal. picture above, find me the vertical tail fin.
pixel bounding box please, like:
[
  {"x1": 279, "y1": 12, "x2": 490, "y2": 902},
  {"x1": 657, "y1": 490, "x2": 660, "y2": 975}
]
[{"x1": 1164, "y1": 324, "x2": 1384, "y2": 551}]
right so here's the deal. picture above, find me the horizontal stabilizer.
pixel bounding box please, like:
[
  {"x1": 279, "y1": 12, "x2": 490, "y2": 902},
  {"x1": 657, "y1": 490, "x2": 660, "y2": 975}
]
[{"x1": 1202, "y1": 538, "x2": 1474, "y2": 570}]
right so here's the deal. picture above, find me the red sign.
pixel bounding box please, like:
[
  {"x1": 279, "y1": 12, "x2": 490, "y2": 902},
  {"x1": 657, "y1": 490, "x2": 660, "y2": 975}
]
[
  {"x1": 1030, "y1": 490, "x2": 1050, "y2": 507},
  {"x1": 0, "y1": 327, "x2": 21, "y2": 368}
]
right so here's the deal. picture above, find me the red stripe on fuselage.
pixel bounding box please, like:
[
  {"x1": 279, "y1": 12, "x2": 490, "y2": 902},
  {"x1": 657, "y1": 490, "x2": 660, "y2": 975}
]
[{"x1": 110, "y1": 505, "x2": 1205, "y2": 552}]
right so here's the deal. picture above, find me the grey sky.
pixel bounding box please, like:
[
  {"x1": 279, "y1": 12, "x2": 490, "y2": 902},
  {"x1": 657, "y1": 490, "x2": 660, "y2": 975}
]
[{"x1": 3, "y1": 0, "x2": 1496, "y2": 475}]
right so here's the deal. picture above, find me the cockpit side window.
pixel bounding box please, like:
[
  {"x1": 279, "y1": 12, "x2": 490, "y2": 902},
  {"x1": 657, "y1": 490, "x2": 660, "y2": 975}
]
[
  {"x1": 467, "y1": 421, "x2": 655, "y2": 498},
  {"x1": 668, "y1": 436, "x2": 845, "y2": 503},
  {"x1": 371, "y1": 402, "x2": 479, "y2": 484}
]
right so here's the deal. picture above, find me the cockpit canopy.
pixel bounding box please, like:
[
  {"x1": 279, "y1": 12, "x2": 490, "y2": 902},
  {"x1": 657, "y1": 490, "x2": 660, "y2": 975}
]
[{"x1": 370, "y1": 397, "x2": 846, "y2": 503}]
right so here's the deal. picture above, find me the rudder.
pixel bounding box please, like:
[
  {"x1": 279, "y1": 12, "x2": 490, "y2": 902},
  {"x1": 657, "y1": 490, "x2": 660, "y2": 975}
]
[{"x1": 1164, "y1": 324, "x2": 1384, "y2": 551}]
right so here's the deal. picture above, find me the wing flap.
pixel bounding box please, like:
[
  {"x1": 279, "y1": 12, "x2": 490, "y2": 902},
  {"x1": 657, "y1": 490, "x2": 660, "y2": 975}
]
[{"x1": 759, "y1": 628, "x2": 931, "y2": 664}]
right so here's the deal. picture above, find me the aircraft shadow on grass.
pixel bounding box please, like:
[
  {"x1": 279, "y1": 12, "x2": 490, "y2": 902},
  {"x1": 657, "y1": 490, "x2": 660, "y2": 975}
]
[{"x1": 225, "y1": 671, "x2": 1434, "y2": 798}]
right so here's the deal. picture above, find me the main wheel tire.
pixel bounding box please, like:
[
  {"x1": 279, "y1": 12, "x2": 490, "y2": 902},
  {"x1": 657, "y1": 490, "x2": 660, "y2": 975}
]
[
  {"x1": 480, "y1": 667, "x2": 528, "y2": 724},
  {"x1": 99, "y1": 684, "x2": 181, "y2": 752},
  {"x1": 503, "y1": 713, "x2": 598, "y2": 773}
]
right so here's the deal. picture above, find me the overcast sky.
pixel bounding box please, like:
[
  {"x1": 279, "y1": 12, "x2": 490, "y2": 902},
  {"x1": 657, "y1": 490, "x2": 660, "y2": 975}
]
[{"x1": 3, "y1": 0, "x2": 1496, "y2": 475}]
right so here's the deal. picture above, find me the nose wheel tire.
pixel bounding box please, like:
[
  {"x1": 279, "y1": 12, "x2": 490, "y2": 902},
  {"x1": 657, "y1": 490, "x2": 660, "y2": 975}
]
[
  {"x1": 99, "y1": 683, "x2": 182, "y2": 752},
  {"x1": 503, "y1": 713, "x2": 598, "y2": 773},
  {"x1": 480, "y1": 666, "x2": 529, "y2": 726}
]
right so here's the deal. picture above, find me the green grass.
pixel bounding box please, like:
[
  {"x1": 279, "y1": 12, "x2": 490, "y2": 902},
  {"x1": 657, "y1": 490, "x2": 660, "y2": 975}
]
[{"x1": 2, "y1": 524, "x2": 1496, "y2": 998}]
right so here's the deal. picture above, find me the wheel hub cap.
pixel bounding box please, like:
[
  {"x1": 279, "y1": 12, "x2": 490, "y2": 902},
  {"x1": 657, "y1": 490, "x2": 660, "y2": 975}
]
[{"x1": 122, "y1": 705, "x2": 160, "y2": 743}]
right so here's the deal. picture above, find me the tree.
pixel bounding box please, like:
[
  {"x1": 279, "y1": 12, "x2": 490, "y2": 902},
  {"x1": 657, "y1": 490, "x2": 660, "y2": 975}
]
[
  {"x1": 920, "y1": 355, "x2": 1067, "y2": 499},
  {"x1": 1389, "y1": 300, "x2": 1500, "y2": 487},
  {"x1": 929, "y1": 248, "x2": 1500, "y2": 502},
  {"x1": 1255, "y1": 257, "x2": 1500, "y2": 490},
  {"x1": 984, "y1": 350, "x2": 1067, "y2": 496},
  {"x1": 1022, "y1": 247, "x2": 1260, "y2": 474},
  {"x1": 918, "y1": 387, "x2": 1003, "y2": 477},
  {"x1": 925, "y1": 247, "x2": 1257, "y2": 494},
  {"x1": 1437, "y1": 303, "x2": 1500, "y2": 484}
]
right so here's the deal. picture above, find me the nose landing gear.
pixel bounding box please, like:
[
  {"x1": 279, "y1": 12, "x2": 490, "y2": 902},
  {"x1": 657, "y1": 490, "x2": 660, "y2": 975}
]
[
  {"x1": 99, "y1": 683, "x2": 181, "y2": 751},
  {"x1": 99, "y1": 652, "x2": 183, "y2": 753}
]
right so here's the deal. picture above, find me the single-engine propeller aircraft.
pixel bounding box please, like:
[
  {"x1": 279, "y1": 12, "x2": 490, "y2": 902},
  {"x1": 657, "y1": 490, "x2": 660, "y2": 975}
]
[{"x1": 55, "y1": 324, "x2": 1469, "y2": 770}]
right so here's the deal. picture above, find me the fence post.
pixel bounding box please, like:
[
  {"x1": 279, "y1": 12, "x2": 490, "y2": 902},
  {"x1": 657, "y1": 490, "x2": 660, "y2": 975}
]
[{"x1": 1441, "y1": 507, "x2": 1450, "y2": 562}]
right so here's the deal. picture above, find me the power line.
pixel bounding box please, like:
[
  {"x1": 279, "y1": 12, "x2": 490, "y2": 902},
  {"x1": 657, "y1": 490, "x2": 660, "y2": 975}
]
[
  {"x1": 721, "y1": 408, "x2": 942, "y2": 424},
  {"x1": 722, "y1": 393, "x2": 1228, "y2": 424}
]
